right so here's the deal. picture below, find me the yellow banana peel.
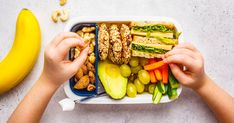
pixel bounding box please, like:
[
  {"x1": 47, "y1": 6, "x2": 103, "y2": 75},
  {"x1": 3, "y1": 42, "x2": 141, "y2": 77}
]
[{"x1": 0, "y1": 9, "x2": 41, "y2": 94}]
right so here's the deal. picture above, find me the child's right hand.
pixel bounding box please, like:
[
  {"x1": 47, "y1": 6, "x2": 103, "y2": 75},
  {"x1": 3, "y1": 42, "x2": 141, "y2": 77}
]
[{"x1": 163, "y1": 43, "x2": 207, "y2": 90}]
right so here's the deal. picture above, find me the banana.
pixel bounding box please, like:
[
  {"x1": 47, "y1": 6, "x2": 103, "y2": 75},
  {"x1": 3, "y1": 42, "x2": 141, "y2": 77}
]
[{"x1": 0, "y1": 9, "x2": 41, "y2": 94}]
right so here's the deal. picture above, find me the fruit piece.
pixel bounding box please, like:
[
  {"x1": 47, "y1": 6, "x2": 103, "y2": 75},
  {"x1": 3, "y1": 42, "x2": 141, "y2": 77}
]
[
  {"x1": 0, "y1": 9, "x2": 41, "y2": 94},
  {"x1": 148, "y1": 84, "x2": 156, "y2": 94},
  {"x1": 120, "y1": 64, "x2": 131, "y2": 77},
  {"x1": 127, "y1": 83, "x2": 137, "y2": 98},
  {"x1": 129, "y1": 57, "x2": 139, "y2": 67},
  {"x1": 131, "y1": 65, "x2": 142, "y2": 74},
  {"x1": 138, "y1": 70, "x2": 150, "y2": 84},
  {"x1": 98, "y1": 61, "x2": 128, "y2": 99},
  {"x1": 139, "y1": 57, "x2": 148, "y2": 66},
  {"x1": 134, "y1": 79, "x2": 145, "y2": 93}
]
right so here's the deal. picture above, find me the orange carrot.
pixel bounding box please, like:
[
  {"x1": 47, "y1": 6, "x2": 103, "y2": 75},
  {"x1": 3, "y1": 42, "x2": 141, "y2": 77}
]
[
  {"x1": 144, "y1": 60, "x2": 165, "y2": 71},
  {"x1": 149, "y1": 70, "x2": 157, "y2": 83},
  {"x1": 154, "y1": 69, "x2": 162, "y2": 81},
  {"x1": 162, "y1": 64, "x2": 169, "y2": 84}
]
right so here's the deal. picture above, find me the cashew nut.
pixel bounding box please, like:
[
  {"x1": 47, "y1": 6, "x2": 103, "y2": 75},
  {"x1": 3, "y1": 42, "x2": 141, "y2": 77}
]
[
  {"x1": 74, "y1": 47, "x2": 81, "y2": 58},
  {"x1": 82, "y1": 27, "x2": 96, "y2": 33},
  {"x1": 88, "y1": 55, "x2": 96, "y2": 64},
  {"x1": 51, "y1": 10, "x2": 61, "y2": 23},
  {"x1": 76, "y1": 30, "x2": 84, "y2": 38},
  {"x1": 60, "y1": 0, "x2": 67, "y2": 6},
  {"x1": 74, "y1": 75, "x2": 90, "y2": 90},
  {"x1": 60, "y1": 9, "x2": 69, "y2": 22},
  {"x1": 87, "y1": 84, "x2": 96, "y2": 91}
]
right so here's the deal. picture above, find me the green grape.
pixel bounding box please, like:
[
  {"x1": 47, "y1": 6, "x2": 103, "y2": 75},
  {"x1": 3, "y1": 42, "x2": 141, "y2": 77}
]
[
  {"x1": 127, "y1": 83, "x2": 137, "y2": 98},
  {"x1": 139, "y1": 57, "x2": 149, "y2": 66},
  {"x1": 148, "y1": 84, "x2": 156, "y2": 94},
  {"x1": 134, "y1": 79, "x2": 145, "y2": 93},
  {"x1": 131, "y1": 66, "x2": 142, "y2": 74},
  {"x1": 120, "y1": 64, "x2": 131, "y2": 77},
  {"x1": 129, "y1": 57, "x2": 139, "y2": 67},
  {"x1": 138, "y1": 70, "x2": 150, "y2": 84}
]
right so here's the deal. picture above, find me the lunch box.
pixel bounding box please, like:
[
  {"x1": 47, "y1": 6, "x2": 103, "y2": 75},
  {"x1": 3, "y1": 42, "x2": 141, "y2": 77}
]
[{"x1": 63, "y1": 16, "x2": 183, "y2": 104}]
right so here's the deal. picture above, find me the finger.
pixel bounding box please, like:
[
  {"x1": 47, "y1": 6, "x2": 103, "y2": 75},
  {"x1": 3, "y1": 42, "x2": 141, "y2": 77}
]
[
  {"x1": 70, "y1": 47, "x2": 89, "y2": 72},
  {"x1": 169, "y1": 64, "x2": 190, "y2": 83},
  {"x1": 49, "y1": 32, "x2": 79, "y2": 48},
  {"x1": 174, "y1": 42, "x2": 198, "y2": 52},
  {"x1": 165, "y1": 48, "x2": 197, "y2": 59},
  {"x1": 163, "y1": 54, "x2": 196, "y2": 72},
  {"x1": 56, "y1": 38, "x2": 85, "y2": 58}
]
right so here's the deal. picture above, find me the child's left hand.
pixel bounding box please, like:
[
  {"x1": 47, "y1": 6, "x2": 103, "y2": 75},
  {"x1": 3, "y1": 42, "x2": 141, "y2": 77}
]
[{"x1": 41, "y1": 32, "x2": 89, "y2": 88}]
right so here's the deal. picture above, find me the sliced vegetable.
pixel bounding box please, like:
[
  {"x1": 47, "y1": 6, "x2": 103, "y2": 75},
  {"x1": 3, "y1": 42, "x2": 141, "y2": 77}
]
[
  {"x1": 164, "y1": 84, "x2": 168, "y2": 94},
  {"x1": 144, "y1": 60, "x2": 165, "y2": 70},
  {"x1": 167, "y1": 84, "x2": 178, "y2": 100},
  {"x1": 152, "y1": 86, "x2": 162, "y2": 104},
  {"x1": 157, "y1": 81, "x2": 166, "y2": 94},
  {"x1": 154, "y1": 69, "x2": 162, "y2": 81},
  {"x1": 149, "y1": 70, "x2": 157, "y2": 83},
  {"x1": 169, "y1": 68, "x2": 180, "y2": 89},
  {"x1": 162, "y1": 64, "x2": 169, "y2": 84}
]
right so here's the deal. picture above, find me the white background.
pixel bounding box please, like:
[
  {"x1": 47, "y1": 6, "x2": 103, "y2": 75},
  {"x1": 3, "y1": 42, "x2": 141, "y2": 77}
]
[{"x1": 0, "y1": 0, "x2": 234, "y2": 123}]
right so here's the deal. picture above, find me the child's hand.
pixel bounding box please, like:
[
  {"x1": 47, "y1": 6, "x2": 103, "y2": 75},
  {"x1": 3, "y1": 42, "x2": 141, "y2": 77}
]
[
  {"x1": 41, "y1": 32, "x2": 89, "y2": 88},
  {"x1": 163, "y1": 43, "x2": 206, "y2": 90}
]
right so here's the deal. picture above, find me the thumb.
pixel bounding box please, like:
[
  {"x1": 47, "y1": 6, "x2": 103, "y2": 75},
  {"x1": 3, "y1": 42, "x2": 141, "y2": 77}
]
[
  {"x1": 169, "y1": 63, "x2": 189, "y2": 83},
  {"x1": 70, "y1": 47, "x2": 89, "y2": 71}
]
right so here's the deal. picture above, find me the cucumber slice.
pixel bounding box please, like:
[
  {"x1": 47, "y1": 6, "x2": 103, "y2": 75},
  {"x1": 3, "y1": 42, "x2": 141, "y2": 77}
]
[
  {"x1": 164, "y1": 84, "x2": 168, "y2": 95},
  {"x1": 167, "y1": 84, "x2": 178, "y2": 100},
  {"x1": 157, "y1": 81, "x2": 166, "y2": 94},
  {"x1": 152, "y1": 86, "x2": 162, "y2": 104},
  {"x1": 169, "y1": 69, "x2": 180, "y2": 89}
]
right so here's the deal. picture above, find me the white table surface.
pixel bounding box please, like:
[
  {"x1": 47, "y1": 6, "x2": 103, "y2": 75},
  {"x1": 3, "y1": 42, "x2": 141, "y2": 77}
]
[{"x1": 0, "y1": 0, "x2": 234, "y2": 123}]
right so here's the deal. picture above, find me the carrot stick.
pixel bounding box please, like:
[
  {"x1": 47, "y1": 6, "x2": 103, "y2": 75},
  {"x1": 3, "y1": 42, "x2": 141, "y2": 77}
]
[
  {"x1": 144, "y1": 60, "x2": 165, "y2": 71},
  {"x1": 154, "y1": 69, "x2": 162, "y2": 81},
  {"x1": 162, "y1": 64, "x2": 169, "y2": 84},
  {"x1": 149, "y1": 70, "x2": 157, "y2": 83}
]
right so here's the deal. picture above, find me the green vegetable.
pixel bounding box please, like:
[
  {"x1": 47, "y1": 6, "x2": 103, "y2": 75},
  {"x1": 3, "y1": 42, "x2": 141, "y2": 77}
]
[
  {"x1": 131, "y1": 43, "x2": 169, "y2": 54},
  {"x1": 167, "y1": 84, "x2": 178, "y2": 100},
  {"x1": 169, "y1": 69, "x2": 180, "y2": 89},
  {"x1": 164, "y1": 84, "x2": 168, "y2": 94},
  {"x1": 152, "y1": 86, "x2": 162, "y2": 104},
  {"x1": 174, "y1": 32, "x2": 182, "y2": 39},
  {"x1": 154, "y1": 36, "x2": 177, "y2": 45},
  {"x1": 133, "y1": 25, "x2": 174, "y2": 33},
  {"x1": 157, "y1": 81, "x2": 166, "y2": 94}
]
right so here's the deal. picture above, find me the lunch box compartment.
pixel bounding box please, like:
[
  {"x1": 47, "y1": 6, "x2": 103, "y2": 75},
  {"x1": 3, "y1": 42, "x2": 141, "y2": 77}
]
[{"x1": 69, "y1": 23, "x2": 99, "y2": 96}]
